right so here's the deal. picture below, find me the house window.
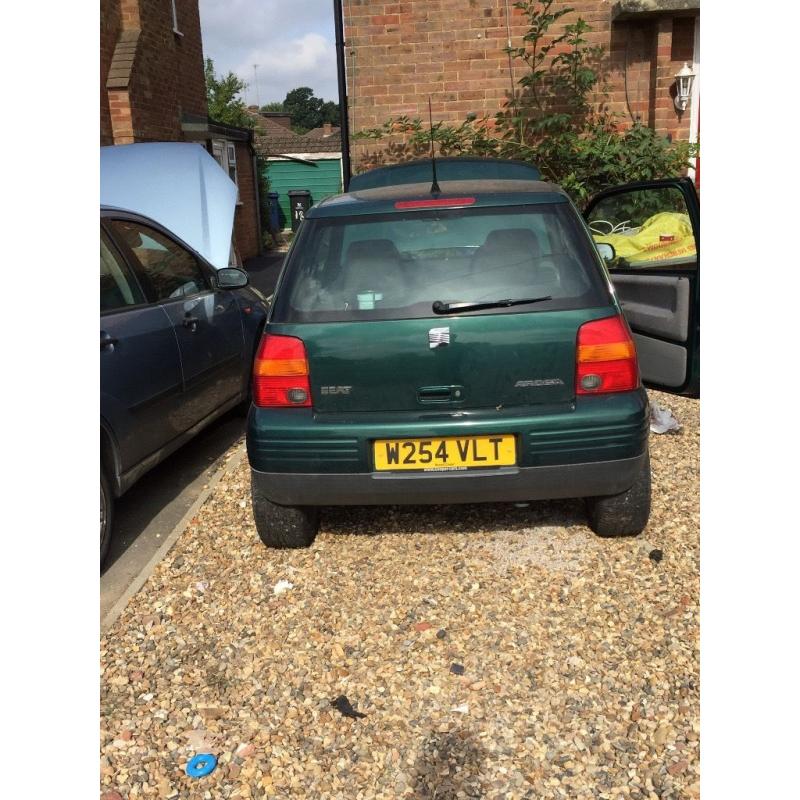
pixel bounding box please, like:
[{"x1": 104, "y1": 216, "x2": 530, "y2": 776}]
[
  {"x1": 212, "y1": 140, "x2": 225, "y2": 169},
  {"x1": 211, "y1": 139, "x2": 241, "y2": 202},
  {"x1": 226, "y1": 143, "x2": 238, "y2": 185},
  {"x1": 211, "y1": 140, "x2": 238, "y2": 187},
  {"x1": 171, "y1": 0, "x2": 183, "y2": 36}
]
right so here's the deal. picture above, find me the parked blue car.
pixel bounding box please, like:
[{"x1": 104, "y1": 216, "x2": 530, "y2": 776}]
[{"x1": 100, "y1": 144, "x2": 269, "y2": 565}]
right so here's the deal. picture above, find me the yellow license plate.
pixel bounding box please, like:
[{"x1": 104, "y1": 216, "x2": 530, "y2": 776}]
[{"x1": 373, "y1": 434, "x2": 516, "y2": 472}]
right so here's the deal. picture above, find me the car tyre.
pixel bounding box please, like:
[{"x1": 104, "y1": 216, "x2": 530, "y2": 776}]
[
  {"x1": 585, "y1": 452, "x2": 651, "y2": 538},
  {"x1": 251, "y1": 477, "x2": 319, "y2": 548},
  {"x1": 101, "y1": 470, "x2": 113, "y2": 567}
]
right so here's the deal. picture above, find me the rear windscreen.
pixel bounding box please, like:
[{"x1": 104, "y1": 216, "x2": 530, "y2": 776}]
[{"x1": 271, "y1": 204, "x2": 610, "y2": 323}]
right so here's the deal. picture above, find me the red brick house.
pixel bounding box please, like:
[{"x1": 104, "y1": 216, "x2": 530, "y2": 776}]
[
  {"x1": 343, "y1": 0, "x2": 699, "y2": 180},
  {"x1": 100, "y1": 0, "x2": 262, "y2": 259}
]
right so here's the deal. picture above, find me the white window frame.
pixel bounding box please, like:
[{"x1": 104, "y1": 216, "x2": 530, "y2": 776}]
[
  {"x1": 211, "y1": 140, "x2": 225, "y2": 169},
  {"x1": 687, "y1": 15, "x2": 700, "y2": 184},
  {"x1": 171, "y1": 0, "x2": 183, "y2": 36},
  {"x1": 211, "y1": 139, "x2": 241, "y2": 203},
  {"x1": 226, "y1": 142, "x2": 238, "y2": 186}
]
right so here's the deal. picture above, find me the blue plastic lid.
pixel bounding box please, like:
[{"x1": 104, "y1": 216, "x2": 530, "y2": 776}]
[{"x1": 186, "y1": 753, "x2": 217, "y2": 778}]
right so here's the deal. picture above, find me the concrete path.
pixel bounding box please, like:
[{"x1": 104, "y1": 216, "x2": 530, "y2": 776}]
[{"x1": 243, "y1": 249, "x2": 285, "y2": 297}]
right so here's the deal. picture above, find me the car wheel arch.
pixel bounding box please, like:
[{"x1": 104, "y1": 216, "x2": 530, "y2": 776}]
[{"x1": 246, "y1": 320, "x2": 267, "y2": 386}]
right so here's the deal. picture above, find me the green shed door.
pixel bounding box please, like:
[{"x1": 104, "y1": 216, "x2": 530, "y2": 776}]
[{"x1": 264, "y1": 159, "x2": 343, "y2": 229}]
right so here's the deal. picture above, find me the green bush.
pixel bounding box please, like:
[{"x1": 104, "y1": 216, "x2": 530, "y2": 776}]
[{"x1": 354, "y1": 0, "x2": 697, "y2": 204}]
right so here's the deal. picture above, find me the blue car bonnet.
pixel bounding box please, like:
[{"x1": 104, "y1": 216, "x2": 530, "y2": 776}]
[{"x1": 100, "y1": 142, "x2": 237, "y2": 269}]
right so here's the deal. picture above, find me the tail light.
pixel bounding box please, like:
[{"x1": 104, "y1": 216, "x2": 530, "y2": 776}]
[
  {"x1": 253, "y1": 334, "x2": 311, "y2": 407},
  {"x1": 576, "y1": 315, "x2": 639, "y2": 395}
]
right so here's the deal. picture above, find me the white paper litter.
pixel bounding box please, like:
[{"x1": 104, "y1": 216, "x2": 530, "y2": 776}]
[
  {"x1": 451, "y1": 703, "x2": 470, "y2": 714},
  {"x1": 650, "y1": 402, "x2": 681, "y2": 434},
  {"x1": 273, "y1": 579, "x2": 294, "y2": 596}
]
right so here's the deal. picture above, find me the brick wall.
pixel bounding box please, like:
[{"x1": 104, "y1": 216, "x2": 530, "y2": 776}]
[
  {"x1": 232, "y1": 142, "x2": 260, "y2": 260},
  {"x1": 101, "y1": 0, "x2": 122, "y2": 145},
  {"x1": 344, "y1": 1, "x2": 697, "y2": 167},
  {"x1": 103, "y1": 0, "x2": 207, "y2": 144},
  {"x1": 101, "y1": 2, "x2": 262, "y2": 259}
]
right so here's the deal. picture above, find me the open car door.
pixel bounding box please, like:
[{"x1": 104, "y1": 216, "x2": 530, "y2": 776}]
[{"x1": 584, "y1": 177, "x2": 699, "y2": 397}]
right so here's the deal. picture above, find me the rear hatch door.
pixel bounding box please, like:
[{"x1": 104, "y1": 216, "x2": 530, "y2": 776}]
[
  {"x1": 270, "y1": 197, "x2": 615, "y2": 413},
  {"x1": 272, "y1": 310, "x2": 607, "y2": 413}
]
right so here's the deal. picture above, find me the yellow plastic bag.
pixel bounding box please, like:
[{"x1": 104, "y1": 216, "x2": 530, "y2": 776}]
[{"x1": 593, "y1": 211, "x2": 696, "y2": 265}]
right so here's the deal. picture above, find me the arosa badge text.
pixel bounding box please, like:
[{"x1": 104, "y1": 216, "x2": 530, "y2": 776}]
[{"x1": 429, "y1": 327, "x2": 450, "y2": 349}]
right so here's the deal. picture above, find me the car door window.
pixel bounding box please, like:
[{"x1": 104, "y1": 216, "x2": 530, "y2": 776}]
[
  {"x1": 100, "y1": 229, "x2": 145, "y2": 312},
  {"x1": 586, "y1": 186, "x2": 697, "y2": 270},
  {"x1": 107, "y1": 219, "x2": 209, "y2": 300}
]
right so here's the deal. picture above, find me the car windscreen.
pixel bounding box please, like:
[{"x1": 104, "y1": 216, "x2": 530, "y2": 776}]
[{"x1": 271, "y1": 203, "x2": 610, "y2": 323}]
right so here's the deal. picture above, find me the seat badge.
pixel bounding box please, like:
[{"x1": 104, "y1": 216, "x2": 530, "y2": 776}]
[
  {"x1": 429, "y1": 327, "x2": 450, "y2": 349},
  {"x1": 320, "y1": 386, "x2": 352, "y2": 396}
]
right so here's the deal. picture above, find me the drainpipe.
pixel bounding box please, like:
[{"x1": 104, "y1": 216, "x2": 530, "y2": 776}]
[
  {"x1": 251, "y1": 151, "x2": 263, "y2": 255},
  {"x1": 333, "y1": 0, "x2": 352, "y2": 190}
]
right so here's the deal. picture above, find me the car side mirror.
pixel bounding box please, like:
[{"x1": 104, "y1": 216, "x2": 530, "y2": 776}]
[
  {"x1": 216, "y1": 267, "x2": 249, "y2": 289},
  {"x1": 596, "y1": 242, "x2": 616, "y2": 263}
]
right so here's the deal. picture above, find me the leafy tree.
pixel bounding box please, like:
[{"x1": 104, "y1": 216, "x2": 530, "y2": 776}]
[
  {"x1": 354, "y1": 0, "x2": 696, "y2": 203},
  {"x1": 283, "y1": 87, "x2": 323, "y2": 133},
  {"x1": 260, "y1": 102, "x2": 285, "y2": 112},
  {"x1": 204, "y1": 58, "x2": 254, "y2": 129},
  {"x1": 321, "y1": 101, "x2": 340, "y2": 126},
  {"x1": 282, "y1": 87, "x2": 340, "y2": 133}
]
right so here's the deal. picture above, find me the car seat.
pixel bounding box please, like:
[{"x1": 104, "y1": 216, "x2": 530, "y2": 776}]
[
  {"x1": 472, "y1": 229, "x2": 542, "y2": 282},
  {"x1": 341, "y1": 239, "x2": 406, "y2": 302}
]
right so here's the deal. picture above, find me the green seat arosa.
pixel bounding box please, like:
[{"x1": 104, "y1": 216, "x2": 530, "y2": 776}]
[{"x1": 247, "y1": 161, "x2": 699, "y2": 548}]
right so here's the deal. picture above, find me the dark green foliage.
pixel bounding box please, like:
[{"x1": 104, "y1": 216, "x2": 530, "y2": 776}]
[
  {"x1": 282, "y1": 87, "x2": 340, "y2": 134},
  {"x1": 355, "y1": 1, "x2": 697, "y2": 203},
  {"x1": 321, "y1": 101, "x2": 340, "y2": 126},
  {"x1": 261, "y1": 102, "x2": 285, "y2": 112},
  {"x1": 204, "y1": 59, "x2": 255, "y2": 129}
]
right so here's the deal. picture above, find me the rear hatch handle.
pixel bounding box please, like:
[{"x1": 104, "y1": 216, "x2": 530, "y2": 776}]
[{"x1": 418, "y1": 385, "x2": 465, "y2": 404}]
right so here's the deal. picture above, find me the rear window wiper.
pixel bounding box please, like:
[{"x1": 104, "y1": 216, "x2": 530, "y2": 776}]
[{"x1": 432, "y1": 296, "x2": 552, "y2": 314}]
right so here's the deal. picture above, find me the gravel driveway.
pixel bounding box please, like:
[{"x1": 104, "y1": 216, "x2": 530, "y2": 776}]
[{"x1": 100, "y1": 390, "x2": 699, "y2": 800}]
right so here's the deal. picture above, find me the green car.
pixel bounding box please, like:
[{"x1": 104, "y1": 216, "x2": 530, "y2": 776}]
[{"x1": 246, "y1": 160, "x2": 699, "y2": 547}]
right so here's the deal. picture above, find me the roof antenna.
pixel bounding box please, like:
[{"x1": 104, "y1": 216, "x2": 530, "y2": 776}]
[{"x1": 428, "y1": 96, "x2": 441, "y2": 194}]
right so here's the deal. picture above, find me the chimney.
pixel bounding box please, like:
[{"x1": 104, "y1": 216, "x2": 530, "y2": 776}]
[{"x1": 323, "y1": 123, "x2": 332, "y2": 136}]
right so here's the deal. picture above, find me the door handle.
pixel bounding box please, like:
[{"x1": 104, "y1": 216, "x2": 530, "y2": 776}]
[
  {"x1": 100, "y1": 331, "x2": 117, "y2": 351},
  {"x1": 183, "y1": 313, "x2": 200, "y2": 332},
  {"x1": 418, "y1": 385, "x2": 465, "y2": 403}
]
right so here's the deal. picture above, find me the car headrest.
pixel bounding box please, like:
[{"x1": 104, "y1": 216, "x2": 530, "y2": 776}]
[
  {"x1": 479, "y1": 228, "x2": 541, "y2": 257},
  {"x1": 345, "y1": 239, "x2": 400, "y2": 262},
  {"x1": 341, "y1": 238, "x2": 404, "y2": 295}
]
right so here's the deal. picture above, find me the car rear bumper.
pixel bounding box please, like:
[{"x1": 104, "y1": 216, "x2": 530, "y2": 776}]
[
  {"x1": 247, "y1": 390, "x2": 649, "y2": 505},
  {"x1": 251, "y1": 451, "x2": 647, "y2": 506}
]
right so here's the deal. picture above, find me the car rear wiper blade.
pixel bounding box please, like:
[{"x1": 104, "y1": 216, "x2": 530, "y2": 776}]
[{"x1": 432, "y1": 296, "x2": 552, "y2": 314}]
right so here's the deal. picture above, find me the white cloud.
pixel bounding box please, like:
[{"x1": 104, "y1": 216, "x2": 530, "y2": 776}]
[
  {"x1": 234, "y1": 33, "x2": 337, "y2": 103},
  {"x1": 199, "y1": 0, "x2": 339, "y2": 105}
]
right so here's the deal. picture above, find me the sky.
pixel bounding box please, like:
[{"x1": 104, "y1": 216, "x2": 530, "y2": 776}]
[{"x1": 198, "y1": 0, "x2": 339, "y2": 108}]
